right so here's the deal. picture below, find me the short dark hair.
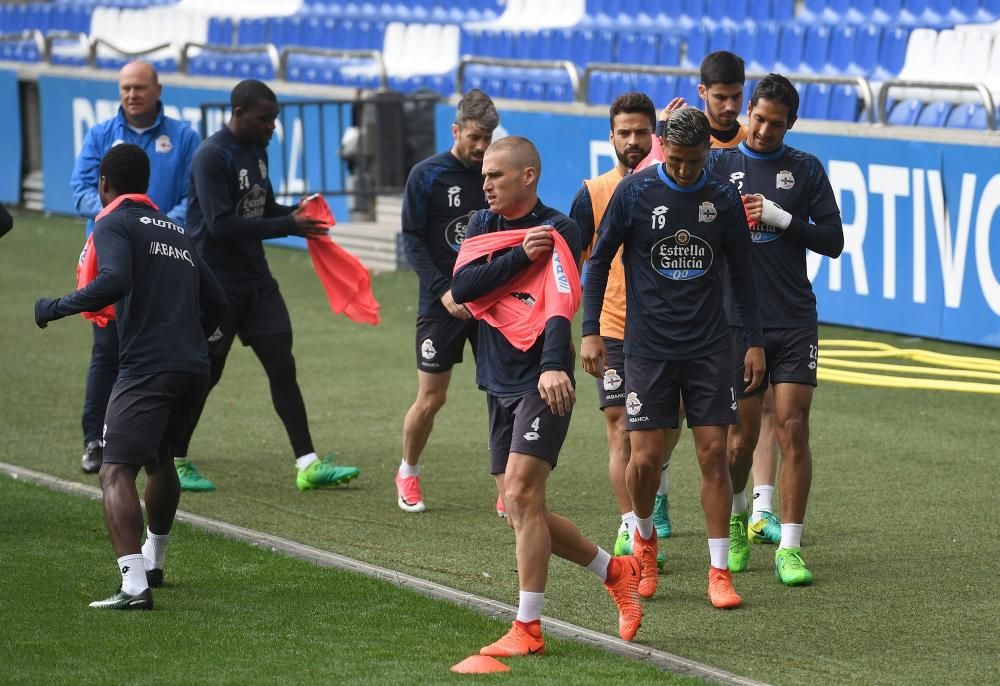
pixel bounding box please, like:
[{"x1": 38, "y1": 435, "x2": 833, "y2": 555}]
[
  {"x1": 700, "y1": 51, "x2": 745, "y2": 88},
  {"x1": 609, "y1": 91, "x2": 656, "y2": 130},
  {"x1": 100, "y1": 143, "x2": 149, "y2": 195},
  {"x1": 230, "y1": 79, "x2": 277, "y2": 111},
  {"x1": 751, "y1": 73, "x2": 799, "y2": 124},
  {"x1": 456, "y1": 88, "x2": 499, "y2": 130}
]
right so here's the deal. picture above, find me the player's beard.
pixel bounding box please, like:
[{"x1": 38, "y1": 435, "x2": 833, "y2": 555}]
[{"x1": 616, "y1": 145, "x2": 648, "y2": 171}]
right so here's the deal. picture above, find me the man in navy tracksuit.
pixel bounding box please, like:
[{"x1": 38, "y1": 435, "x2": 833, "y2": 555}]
[
  {"x1": 582, "y1": 107, "x2": 765, "y2": 610},
  {"x1": 36, "y1": 143, "x2": 228, "y2": 609},
  {"x1": 174, "y1": 79, "x2": 360, "y2": 493},
  {"x1": 396, "y1": 89, "x2": 498, "y2": 514},
  {"x1": 70, "y1": 61, "x2": 200, "y2": 474}
]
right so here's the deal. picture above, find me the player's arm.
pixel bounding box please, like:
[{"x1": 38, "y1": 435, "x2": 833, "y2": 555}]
[
  {"x1": 722, "y1": 200, "x2": 766, "y2": 392},
  {"x1": 784, "y1": 162, "x2": 844, "y2": 257},
  {"x1": 400, "y1": 168, "x2": 453, "y2": 305},
  {"x1": 69, "y1": 126, "x2": 105, "y2": 221},
  {"x1": 568, "y1": 183, "x2": 595, "y2": 266},
  {"x1": 194, "y1": 248, "x2": 228, "y2": 338},
  {"x1": 0, "y1": 202, "x2": 11, "y2": 238},
  {"x1": 35, "y1": 220, "x2": 133, "y2": 327},
  {"x1": 450, "y1": 213, "x2": 536, "y2": 304},
  {"x1": 163, "y1": 125, "x2": 201, "y2": 226},
  {"x1": 190, "y1": 147, "x2": 290, "y2": 240},
  {"x1": 580, "y1": 187, "x2": 627, "y2": 377},
  {"x1": 538, "y1": 217, "x2": 582, "y2": 416}
]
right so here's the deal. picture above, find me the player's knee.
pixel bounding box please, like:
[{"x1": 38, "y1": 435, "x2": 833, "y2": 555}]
[
  {"x1": 728, "y1": 429, "x2": 757, "y2": 463},
  {"x1": 503, "y1": 480, "x2": 541, "y2": 520},
  {"x1": 416, "y1": 387, "x2": 447, "y2": 415},
  {"x1": 777, "y1": 415, "x2": 810, "y2": 450}
]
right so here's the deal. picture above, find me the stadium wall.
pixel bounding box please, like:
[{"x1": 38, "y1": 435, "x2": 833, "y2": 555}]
[
  {"x1": 434, "y1": 104, "x2": 1000, "y2": 348},
  {"x1": 0, "y1": 69, "x2": 22, "y2": 203}
]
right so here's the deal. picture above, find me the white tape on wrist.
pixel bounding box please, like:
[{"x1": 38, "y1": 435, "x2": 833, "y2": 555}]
[{"x1": 761, "y1": 198, "x2": 792, "y2": 230}]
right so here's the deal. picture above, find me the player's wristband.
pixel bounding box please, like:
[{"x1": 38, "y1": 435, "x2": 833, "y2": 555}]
[{"x1": 760, "y1": 198, "x2": 792, "y2": 230}]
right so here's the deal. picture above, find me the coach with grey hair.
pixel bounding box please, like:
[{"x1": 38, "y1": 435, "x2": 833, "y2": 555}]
[{"x1": 582, "y1": 106, "x2": 765, "y2": 610}]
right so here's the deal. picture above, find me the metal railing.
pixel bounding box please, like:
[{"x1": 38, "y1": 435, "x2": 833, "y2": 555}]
[
  {"x1": 456, "y1": 55, "x2": 581, "y2": 98},
  {"x1": 179, "y1": 41, "x2": 280, "y2": 77},
  {"x1": 89, "y1": 37, "x2": 176, "y2": 67},
  {"x1": 877, "y1": 79, "x2": 996, "y2": 130},
  {"x1": 0, "y1": 29, "x2": 45, "y2": 56},
  {"x1": 279, "y1": 47, "x2": 387, "y2": 89}
]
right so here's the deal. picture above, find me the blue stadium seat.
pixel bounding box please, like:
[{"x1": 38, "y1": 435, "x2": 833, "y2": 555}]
[
  {"x1": 828, "y1": 25, "x2": 857, "y2": 75},
  {"x1": 679, "y1": 0, "x2": 705, "y2": 29},
  {"x1": 678, "y1": 74, "x2": 700, "y2": 104},
  {"x1": 207, "y1": 17, "x2": 233, "y2": 46},
  {"x1": 846, "y1": 24, "x2": 880, "y2": 77},
  {"x1": 802, "y1": 83, "x2": 832, "y2": 119},
  {"x1": 588, "y1": 71, "x2": 612, "y2": 105},
  {"x1": 723, "y1": 0, "x2": 751, "y2": 27},
  {"x1": 915, "y1": 101, "x2": 952, "y2": 127},
  {"x1": 707, "y1": 26, "x2": 735, "y2": 56},
  {"x1": 871, "y1": 27, "x2": 908, "y2": 81},
  {"x1": 872, "y1": 0, "x2": 902, "y2": 24},
  {"x1": 887, "y1": 98, "x2": 923, "y2": 126},
  {"x1": 772, "y1": 0, "x2": 794, "y2": 21},
  {"x1": 618, "y1": 31, "x2": 658, "y2": 65},
  {"x1": 802, "y1": 25, "x2": 832, "y2": 73},
  {"x1": 749, "y1": 0, "x2": 773, "y2": 23},
  {"x1": 651, "y1": 75, "x2": 678, "y2": 106},
  {"x1": 745, "y1": 23, "x2": 780, "y2": 73},
  {"x1": 829, "y1": 84, "x2": 861, "y2": 121},
  {"x1": 944, "y1": 0, "x2": 980, "y2": 23},
  {"x1": 609, "y1": 71, "x2": 636, "y2": 98},
  {"x1": 798, "y1": 0, "x2": 828, "y2": 23},
  {"x1": 895, "y1": 0, "x2": 930, "y2": 27},
  {"x1": 682, "y1": 24, "x2": 709, "y2": 68},
  {"x1": 975, "y1": 0, "x2": 1000, "y2": 22},
  {"x1": 945, "y1": 104, "x2": 987, "y2": 130},
  {"x1": 775, "y1": 24, "x2": 805, "y2": 73},
  {"x1": 238, "y1": 18, "x2": 267, "y2": 46},
  {"x1": 659, "y1": 34, "x2": 681, "y2": 65}
]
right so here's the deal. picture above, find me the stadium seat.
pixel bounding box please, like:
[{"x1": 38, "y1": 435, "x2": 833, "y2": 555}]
[
  {"x1": 677, "y1": 74, "x2": 700, "y2": 104},
  {"x1": 659, "y1": 34, "x2": 680, "y2": 65},
  {"x1": 748, "y1": 0, "x2": 773, "y2": 23},
  {"x1": 896, "y1": 0, "x2": 931, "y2": 27},
  {"x1": 871, "y1": 26, "x2": 909, "y2": 80},
  {"x1": 682, "y1": 24, "x2": 709, "y2": 68},
  {"x1": 845, "y1": 24, "x2": 880, "y2": 77},
  {"x1": 872, "y1": 0, "x2": 902, "y2": 24},
  {"x1": 588, "y1": 71, "x2": 612, "y2": 105},
  {"x1": 829, "y1": 84, "x2": 862, "y2": 121},
  {"x1": 802, "y1": 24, "x2": 832, "y2": 73},
  {"x1": 828, "y1": 25, "x2": 857, "y2": 75},
  {"x1": 802, "y1": 83, "x2": 832, "y2": 119},
  {"x1": 886, "y1": 98, "x2": 923, "y2": 125},
  {"x1": 775, "y1": 24, "x2": 805, "y2": 73},
  {"x1": 745, "y1": 22, "x2": 780, "y2": 73},
  {"x1": 843, "y1": 0, "x2": 876, "y2": 24},
  {"x1": 974, "y1": 0, "x2": 1000, "y2": 22},
  {"x1": 915, "y1": 101, "x2": 952, "y2": 126},
  {"x1": 707, "y1": 26, "x2": 735, "y2": 56},
  {"x1": 797, "y1": 0, "x2": 827, "y2": 23},
  {"x1": 678, "y1": 0, "x2": 704, "y2": 30},
  {"x1": 895, "y1": 27, "x2": 935, "y2": 82},
  {"x1": 945, "y1": 104, "x2": 988, "y2": 129}
]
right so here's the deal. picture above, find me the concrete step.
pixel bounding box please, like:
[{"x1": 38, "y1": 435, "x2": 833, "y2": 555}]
[{"x1": 331, "y1": 220, "x2": 406, "y2": 274}]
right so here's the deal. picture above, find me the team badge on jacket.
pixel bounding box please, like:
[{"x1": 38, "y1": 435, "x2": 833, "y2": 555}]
[
  {"x1": 155, "y1": 135, "x2": 172, "y2": 154},
  {"x1": 776, "y1": 170, "x2": 795, "y2": 190}
]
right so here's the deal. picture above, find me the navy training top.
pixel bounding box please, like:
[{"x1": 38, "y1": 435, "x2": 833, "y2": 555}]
[
  {"x1": 187, "y1": 127, "x2": 297, "y2": 291},
  {"x1": 451, "y1": 200, "x2": 581, "y2": 397},
  {"x1": 705, "y1": 142, "x2": 844, "y2": 328},
  {"x1": 401, "y1": 150, "x2": 489, "y2": 317},
  {"x1": 583, "y1": 164, "x2": 764, "y2": 360},
  {"x1": 40, "y1": 197, "x2": 228, "y2": 378}
]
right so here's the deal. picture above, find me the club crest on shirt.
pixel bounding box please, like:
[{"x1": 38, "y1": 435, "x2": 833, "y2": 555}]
[
  {"x1": 603, "y1": 368, "x2": 623, "y2": 391},
  {"x1": 776, "y1": 170, "x2": 795, "y2": 190},
  {"x1": 698, "y1": 201, "x2": 717, "y2": 223},
  {"x1": 625, "y1": 392, "x2": 642, "y2": 416},
  {"x1": 445, "y1": 211, "x2": 474, "y2": 253},
  {"x1": 155, "y1": 135, "x2": 172, "y2": 154},
  {"x1": 420, "y1": 338, "x2": 437, "y2": 360},
  {"x1": 651, "y1": 229, "x2": 713, "y2": 280}
]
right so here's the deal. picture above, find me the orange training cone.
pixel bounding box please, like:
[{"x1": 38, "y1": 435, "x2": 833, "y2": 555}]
[{"x1": 450, "y1": 655, "x2": 510, "y2": 674}]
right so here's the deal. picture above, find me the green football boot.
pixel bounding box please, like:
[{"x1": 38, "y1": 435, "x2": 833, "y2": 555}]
[
  {"x1": 652, "y1": 493, "x2": 672, "y2": 539},
  {"x1": 749, "y1": 511, "x2": 782, "y2": 544},
  {"x1": 89, "y1": 587, "x2": 152, "y2": 610},
  {"x1": 175, "y1": 459, "x2": 216, "y2": 492},
  {"x1": 728, "y1": 512, "x2": 750, "y2": 572},
  {"x1": 775, "y1": 547, "x2": 814, "y2": 586},
  {"x1": 613, "y1": 528, "x2": 632, "y2": 556},
  {"x1": 296, "y1": 454, "x2": 360, "y2": 491}
]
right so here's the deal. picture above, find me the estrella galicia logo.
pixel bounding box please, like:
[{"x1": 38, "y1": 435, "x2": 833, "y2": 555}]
[
  {"x1": 445, "y1": 211, "x2": 474, "y2": 253},
  {"x1": 650, "y1": 229, "x2": 713, "y2": 280}
]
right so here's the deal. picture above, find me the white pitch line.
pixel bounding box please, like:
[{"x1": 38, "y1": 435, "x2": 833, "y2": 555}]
[{"x1": 0, "y1": 462, "x2": 769, "y2": 686}]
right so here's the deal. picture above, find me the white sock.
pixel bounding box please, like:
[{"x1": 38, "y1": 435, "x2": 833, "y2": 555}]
[
  {"x1": 118, "y1": 553, "x2": 148, "y2": 595},
  {"x1": 516, "y1": 591, "x2": 545, "y2": 623},
  {"x1": 586, "y1": 547, "x2": 612, "y2": 582},
  {"x1": 657, "y1": 462, "x2": 669, "y2": 496},
  {"x1": 732, "y1": 491, "x2": 748, "y2": 515},
  {"x1": 751, "y1": 485, "x2": 774, "y2": 523},
  {"x1": 295, "y1": 452, "x2": 319, "y2": 470},
  {"x1": 398, "y1": 459, "x2": 420, "y2": 478},
  {"x1": 635, "y1": 515, "x2": 654, "y2": 540},
  {"x1": 620, "y1": 511, "x2": 636, "y2": 536},
  {"x1": 708, "y1": 538, "x2": 729, "y2": 570},
  {"x1": 779, "y1": 523, "x2": 803, "y2": 549},
  {"x1": 141, "y1": 529, "x2": 170, "y2": 571}
]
